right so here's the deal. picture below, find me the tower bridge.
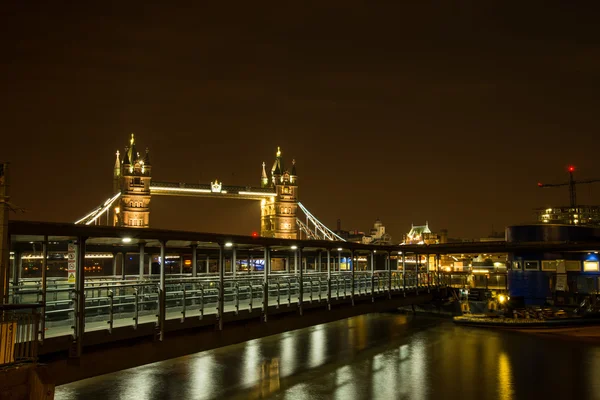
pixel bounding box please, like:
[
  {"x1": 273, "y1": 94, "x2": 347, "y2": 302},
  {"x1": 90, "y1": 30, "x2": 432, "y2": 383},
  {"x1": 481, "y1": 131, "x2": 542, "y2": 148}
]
[{"x1": 76, "y1": 134, "x2": 343, "y2": 241}]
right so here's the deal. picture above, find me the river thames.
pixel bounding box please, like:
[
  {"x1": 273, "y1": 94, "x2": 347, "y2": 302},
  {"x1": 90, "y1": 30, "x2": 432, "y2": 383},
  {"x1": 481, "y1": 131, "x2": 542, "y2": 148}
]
[{"x1": 55, "y1": 313, "x2": 600, "y2": 399}]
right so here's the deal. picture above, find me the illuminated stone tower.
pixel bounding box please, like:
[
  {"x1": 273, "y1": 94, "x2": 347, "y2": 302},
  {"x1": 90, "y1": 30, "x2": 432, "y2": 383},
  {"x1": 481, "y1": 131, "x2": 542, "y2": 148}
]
[
  {"x1": 113, "y1": 134, "x2": 152, "y2": 228},
  {"x1": 260, "y1": 147, "x2": 298, "y2": 239}
]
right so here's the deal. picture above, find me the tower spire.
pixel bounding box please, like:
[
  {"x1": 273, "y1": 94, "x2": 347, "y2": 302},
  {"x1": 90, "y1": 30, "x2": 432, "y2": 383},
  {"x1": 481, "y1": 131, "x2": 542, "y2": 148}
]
[
  {"x1": 143, "y1": 147, "x2": 151, "y2": 165},
  {"x1": 128, "y1": 133, "x2": 138, "y2": 163},
  {"x1": 261, "y1": 161, "x2": 269, "y2": 188},
  {"x1": 271, "y1": 146, "x2": 283, "y2": 184},
  {"x1": 114, "y1": 150, "x2": 121, "y2": 172}
]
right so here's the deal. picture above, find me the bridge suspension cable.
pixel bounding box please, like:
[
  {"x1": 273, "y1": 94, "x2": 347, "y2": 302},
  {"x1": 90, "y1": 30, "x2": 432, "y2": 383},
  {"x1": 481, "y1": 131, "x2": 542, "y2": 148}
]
[
  {"x1": 74, "y1": 192, "x2": 121, "y2": 225},
  {"x1": 296, "y1": 202, "x2": 346, "y2": 241}
]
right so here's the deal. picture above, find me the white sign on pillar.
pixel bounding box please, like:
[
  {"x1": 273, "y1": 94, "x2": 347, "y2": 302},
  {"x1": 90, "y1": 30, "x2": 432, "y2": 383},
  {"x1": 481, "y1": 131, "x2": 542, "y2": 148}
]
[{"x1": 67, "y1": 241, "x2": 77, "y2": 284}]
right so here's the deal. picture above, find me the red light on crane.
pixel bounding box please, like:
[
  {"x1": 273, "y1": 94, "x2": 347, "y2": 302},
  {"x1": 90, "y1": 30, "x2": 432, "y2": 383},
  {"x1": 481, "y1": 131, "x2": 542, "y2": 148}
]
[
  {"x1": 537, "y1": 182, "x2": 543, "y2": 187},
  {"x1": 252, "y1": 231, "x2": 258, "y2": 238},
  {"x1": 568, "y1": 166, "x2": 575, "y2": 172}
]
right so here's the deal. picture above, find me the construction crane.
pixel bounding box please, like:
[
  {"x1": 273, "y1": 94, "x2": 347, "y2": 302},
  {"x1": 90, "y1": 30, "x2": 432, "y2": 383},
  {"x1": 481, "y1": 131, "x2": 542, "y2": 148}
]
[{"x1": 537, "y1": 166, "x2": 600, "y2": 208}]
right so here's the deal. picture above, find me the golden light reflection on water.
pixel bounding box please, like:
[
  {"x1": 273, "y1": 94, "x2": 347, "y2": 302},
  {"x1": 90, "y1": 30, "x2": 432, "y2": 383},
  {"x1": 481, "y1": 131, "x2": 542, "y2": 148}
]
[
  {"x1": 497, "y1": 352, "x2": 514, "y2": 400},
  {"x1": 309, "y1": 325, "x2": 326, "y2": 368},
  {"x1": 248, "y1": 358, "x2": 281, "y2": 399},
  {"x1": 189, "y1": 354, "x2": 217, "y2": 400},
  {"x1": 279, "y1": 333, "x2": 296, "y2": 377},
  {"x1": 120, "y1": 367, "x2": 156, "y2": 400},
  {"x1": 242, "y1": 340, "x2": 261, "y2": 387}
]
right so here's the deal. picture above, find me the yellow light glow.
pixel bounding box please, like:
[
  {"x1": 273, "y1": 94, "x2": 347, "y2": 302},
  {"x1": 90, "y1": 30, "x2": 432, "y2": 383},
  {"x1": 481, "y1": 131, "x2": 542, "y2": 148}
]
[
  {"x1": 583, "y1": 261, "x2": 599, "y2": 272},
  {"x1": 276, "y1": 146, "x2": 281, "y2": 157},
  {"x1": 498, "y1": 294, "x2": 506, "y2": 304}
]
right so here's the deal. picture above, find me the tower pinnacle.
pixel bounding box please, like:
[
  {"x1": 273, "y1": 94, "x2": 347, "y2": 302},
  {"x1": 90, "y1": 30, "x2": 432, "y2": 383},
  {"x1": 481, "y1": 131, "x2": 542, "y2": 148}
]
[{"x1": 261, "y1": 161, "x2": 269, "y2": 188}]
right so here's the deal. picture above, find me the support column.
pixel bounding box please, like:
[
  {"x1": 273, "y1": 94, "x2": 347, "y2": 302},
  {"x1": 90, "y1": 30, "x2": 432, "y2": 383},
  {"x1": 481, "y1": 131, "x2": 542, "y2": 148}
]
[
  {"x1": 370, "y1": 250, "x2": 375, "y2": 300},
  {"x1": 415, "y1": 253, "x2": 419, "y2": 293},
  {"x1": 40, "y1": 236, "x2": 48, "y2": 342},
  {"x1": 232, "y1": 247, "x2": 237, "y2": 278},
  {"x1": 263, "y1": 246, "x2": 270, "y2": 321},
  {"x1": 73, "y1": 236, "x2": 87, "y2": 357},
  {"x1": 350, "y1": 250, "x2": 355, "y2": 305},
  {"x1": 286, "y1": 256, "x2": 290, "y2": 273},
  {"x1": 206, "y1": 255, "x2": 210, "y2": 274},
  {"x1": 326, "y1": 249, "x2": 331, "y2": 309},
  {"x1": 112, "y1": 252, "x2": 118, "y2": 276},
  {"x1": 426, "y1": 253, "x2": 430, "y2": 292},
  {"x1": 437, "y1": 254, "x2": 441, "y2": 287},
  {"x1": 139, "y1": 243, "x2": 145, "y2": 277},
  {"x1": 179, "y1": 253, "x2": 183, "y2": 275},
  {"x1": 317, "y1": 251, "x2": 321, "y2": 273},
  {"x1": 0, "y1": 164, "x2": 9, "y2": 304},
  {"x1": 386, "y1": 251, "x2": 392, "y2": 297},
  {"x1": 158, "y1": 240, "x2": 166, "y2": 341},
  {"x1": 120, "y1": 252, "x2": 125, "y2": 280},
  {"x1": 191, "y1": 245, "x2": 197, "y2": 278},
  {"x1": 294, "y1": 250, "x2": 298, "y2": 273},
  {"x1": 402, "y1": 252, "x2": 406, "y2": 291},
  {"x1": 218, "y1": 244, "x2": 225, "y2": 330},
  {"x1": 12, "y1": 251, "x2": 20, "y2": 288},
  {"x1": 298, "y1": 247, "x2": 303, "y2": 315},
  {"x1": 148, "y1": 254, "x2": 152, "y2": 276}
]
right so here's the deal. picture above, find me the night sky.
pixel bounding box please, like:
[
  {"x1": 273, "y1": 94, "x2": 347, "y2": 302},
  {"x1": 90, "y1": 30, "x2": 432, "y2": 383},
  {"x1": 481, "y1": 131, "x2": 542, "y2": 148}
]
[{"x1": 2, "y1": 2, "x2": 600, "y2": 241}]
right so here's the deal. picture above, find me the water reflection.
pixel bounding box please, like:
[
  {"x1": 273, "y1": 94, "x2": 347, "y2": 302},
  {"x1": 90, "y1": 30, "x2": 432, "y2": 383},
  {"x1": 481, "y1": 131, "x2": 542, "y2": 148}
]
[
  {"x1": 497, "y1": 352, "x2": 513, "y2": 400},
  {"x1": 55, "y1": 314, "x2": 600, "y2": 400},
  {"x1": 308, "y1": 325, "x2": 326, "y2": 368},
  {"x1": 188, "y1": 354, "x2": 218, "y2": 400},
  {"x1": 279, "y1": 333, "x2": 297, "y2": 377}
]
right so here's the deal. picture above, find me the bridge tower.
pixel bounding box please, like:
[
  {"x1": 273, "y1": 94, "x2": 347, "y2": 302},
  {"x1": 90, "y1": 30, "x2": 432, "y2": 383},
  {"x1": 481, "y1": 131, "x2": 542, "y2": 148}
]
[
  {"x1": 113, "y1": 134, "x2": 151, "y2": 228},
  {"x1": 261, "y1": 147, "x2": 298, "y2": 239}
]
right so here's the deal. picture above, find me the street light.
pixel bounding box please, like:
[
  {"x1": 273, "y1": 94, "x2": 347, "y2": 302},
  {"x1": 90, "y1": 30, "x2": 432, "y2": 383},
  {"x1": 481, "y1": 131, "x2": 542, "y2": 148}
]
[
  {"x1": 225, "y1": 242, "x2": 233, "y2": 248},
  {"x1": 122, "y1": 238, "x2": 132, "y2": 243},
  {"x1": 291, "y1": 245, "x2": 298, "y2": 250}
]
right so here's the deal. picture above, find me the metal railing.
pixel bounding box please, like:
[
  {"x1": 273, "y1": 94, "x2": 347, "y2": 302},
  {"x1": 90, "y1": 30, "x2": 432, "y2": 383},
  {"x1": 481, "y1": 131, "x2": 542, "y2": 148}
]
[
  {"x1": 0, "y1": 304, "x2": 41, "y2": 366},
  {"x1": 6, "y1": 271, "x2": 449, "y2": 340}
]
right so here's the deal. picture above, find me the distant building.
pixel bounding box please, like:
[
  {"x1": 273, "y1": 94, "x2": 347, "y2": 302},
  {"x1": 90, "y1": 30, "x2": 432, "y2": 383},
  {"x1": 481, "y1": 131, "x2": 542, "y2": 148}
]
[
  {"x1": 402, "y1": 222, "x2": 440, "y2": 245},
  {"x1": 479, "y1": 230, "x2": 506, "y2": 242},
  {"x1": 534, "y1": 206, "x2": 600, "y2": 226},
  {"x1": 334, "y1": 219, "x2": 392, "y2": 245},
  {"x1": 361, "y1": 219, "x2": 392, "y2": 245}
]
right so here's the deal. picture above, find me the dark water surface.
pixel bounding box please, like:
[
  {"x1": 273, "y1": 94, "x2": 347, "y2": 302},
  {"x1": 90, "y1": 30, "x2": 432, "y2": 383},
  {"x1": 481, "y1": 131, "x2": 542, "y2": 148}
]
[{"x1": 55, "y1": 313, "x2": 600, "y2": 400}]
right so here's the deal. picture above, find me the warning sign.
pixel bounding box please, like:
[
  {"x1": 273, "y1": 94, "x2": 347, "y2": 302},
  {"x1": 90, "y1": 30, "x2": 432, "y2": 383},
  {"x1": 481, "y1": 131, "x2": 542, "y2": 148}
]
[{"x1": 68, "y1": 241, "x2": 77, "y2": 284}]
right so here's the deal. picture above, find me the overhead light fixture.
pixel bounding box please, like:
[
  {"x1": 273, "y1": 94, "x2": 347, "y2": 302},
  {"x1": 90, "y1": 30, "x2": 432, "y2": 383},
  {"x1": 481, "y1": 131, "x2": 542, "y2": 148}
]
[
  {"x1": 122, "y1": 238, "x2": 132, "y2": 243},
  {"x1": 337, "y1": 248, "x2": 343, "y2": 251},
  {"x1": 291, "y1": 245, "x2": 298, "y2": 250},
  {"x1": 225, "y1": 242, "x2": 233, "y2": 248}
]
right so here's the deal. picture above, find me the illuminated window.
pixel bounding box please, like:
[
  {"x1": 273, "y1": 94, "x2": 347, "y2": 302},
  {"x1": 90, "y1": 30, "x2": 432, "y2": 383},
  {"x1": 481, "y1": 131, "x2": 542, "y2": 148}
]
[
  {"x1": 524, "y1": 261, "x2": 539, "y2": 271},
  {"x1": 541, "y1": 261, "x2": 557, "y2": 271},
  {"x1": 583, "y1": 261, "x2": 599, "y2": 272},
  {"x1": 565, "y1": 261, "x2": 579, "y2": 271}
]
